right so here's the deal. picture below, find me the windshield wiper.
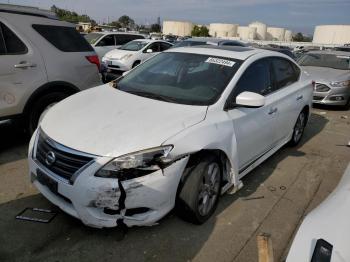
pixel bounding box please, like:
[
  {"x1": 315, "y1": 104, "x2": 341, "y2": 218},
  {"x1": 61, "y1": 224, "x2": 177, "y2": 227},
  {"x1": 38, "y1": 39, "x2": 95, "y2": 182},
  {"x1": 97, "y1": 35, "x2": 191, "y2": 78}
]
[{"x1": 127, "y1": 90, "x2": 178, "y2": 103}]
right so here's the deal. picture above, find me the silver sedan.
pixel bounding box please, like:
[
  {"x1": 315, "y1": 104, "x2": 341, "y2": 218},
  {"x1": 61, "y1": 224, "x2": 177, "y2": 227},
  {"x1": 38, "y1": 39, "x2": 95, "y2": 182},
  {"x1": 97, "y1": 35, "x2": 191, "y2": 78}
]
[{"x1": 299, "y1": 51, "x2": 350, "y2": 108}]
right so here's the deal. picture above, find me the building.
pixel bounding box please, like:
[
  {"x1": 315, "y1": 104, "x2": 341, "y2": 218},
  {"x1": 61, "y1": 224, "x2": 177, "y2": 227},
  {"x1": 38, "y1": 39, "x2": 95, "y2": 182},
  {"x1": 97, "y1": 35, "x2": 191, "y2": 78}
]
[
  {"x1": 209, "y1": 23, "x2": 238, "y2": 38},
  {"x1": 313, "y1": 25, "x2": 350, "y2": 45},
  {"x1": 267, "y1": 27, "x2": 285, "y2": 41},
  {"x1": 77, "y1": 22, "x2": 92, "y2": 32},
  {"x1": 237, "y1": 26, "x2": 256, "y2": 40},
  {"x1": 249, "y1": 22, "x2": 267, "y2": 40},
  {"x1": 284, "y1": 30, "x2": 292, "y2": 42},
  {"x1": 162, "y1": 20, "x2": 194, "y2": 36}
]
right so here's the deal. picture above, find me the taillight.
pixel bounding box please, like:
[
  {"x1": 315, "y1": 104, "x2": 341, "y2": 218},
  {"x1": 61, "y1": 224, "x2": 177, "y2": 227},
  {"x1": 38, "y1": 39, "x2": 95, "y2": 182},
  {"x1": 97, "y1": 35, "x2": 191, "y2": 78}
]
[{"x1": 86, "y1": 55, "x2": 100, "y2": 72}]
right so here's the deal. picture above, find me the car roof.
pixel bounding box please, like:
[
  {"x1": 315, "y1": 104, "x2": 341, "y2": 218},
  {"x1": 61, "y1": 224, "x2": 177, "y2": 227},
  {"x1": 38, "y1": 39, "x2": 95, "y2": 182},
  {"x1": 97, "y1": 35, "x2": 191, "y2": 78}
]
[
  {"x1": 0, "y1": 3, "x2": 57, "y2": 19},
  {"x1": 132, "y1": 39, "x2": 172, "y2": 44},
  {"x1": 167, "y1": 46, "x2": 278, "y2": 60},
  {"x1": 306, "y1": 50, "x2": 350, "y2": 56}
]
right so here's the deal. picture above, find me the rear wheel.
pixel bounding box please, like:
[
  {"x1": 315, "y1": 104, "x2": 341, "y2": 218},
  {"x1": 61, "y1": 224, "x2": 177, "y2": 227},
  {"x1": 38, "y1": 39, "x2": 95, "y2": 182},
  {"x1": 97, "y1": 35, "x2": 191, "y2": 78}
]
[
  {"x1": 176, "y1": 154, "x2": 222, "y2": 224},
  {"x1": 28, "y1": 92, "x2": 70, "y2": 135},
  {"x1": 289, "y1": 110, "x2": 307, "y2": 146}
]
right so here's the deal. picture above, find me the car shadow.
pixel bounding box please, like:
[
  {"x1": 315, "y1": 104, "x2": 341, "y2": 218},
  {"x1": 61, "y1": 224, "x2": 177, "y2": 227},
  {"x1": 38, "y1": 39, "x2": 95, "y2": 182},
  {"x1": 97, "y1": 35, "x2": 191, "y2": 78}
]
[
  {"x1": 0, "y1": 113, "x2": 328, "y2": 262},
  {"x1": 312, "y1": 103, "x2": 348, "y2": 112},
  {"x1": 0, "y1": 121, "x2": 29, "y2": 165}
]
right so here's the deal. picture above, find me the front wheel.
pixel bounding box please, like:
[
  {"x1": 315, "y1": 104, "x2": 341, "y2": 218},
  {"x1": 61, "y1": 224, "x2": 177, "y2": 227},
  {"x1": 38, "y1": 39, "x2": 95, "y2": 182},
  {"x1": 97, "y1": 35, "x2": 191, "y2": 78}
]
[
  {"x1": 289, "y1": 110, "x2": 307, "y2": 146},
  {"x1": 176, "y1": 154, "x2": 222, "y2": 224}
]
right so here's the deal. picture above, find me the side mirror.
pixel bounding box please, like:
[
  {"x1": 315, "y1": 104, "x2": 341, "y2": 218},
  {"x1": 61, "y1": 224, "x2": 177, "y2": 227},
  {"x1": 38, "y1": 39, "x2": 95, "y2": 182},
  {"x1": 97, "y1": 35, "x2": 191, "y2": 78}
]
[
  {"x1": 146, "y1": 49, "x2": 153, "y2": 53},
  {"x1": 236, "y1": 91, "x2": 265, "y2": 108}
]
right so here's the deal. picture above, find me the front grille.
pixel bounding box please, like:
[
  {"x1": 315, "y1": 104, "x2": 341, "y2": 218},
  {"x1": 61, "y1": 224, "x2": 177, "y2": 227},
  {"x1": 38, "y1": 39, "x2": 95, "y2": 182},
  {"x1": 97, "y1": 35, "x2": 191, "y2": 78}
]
[
  {"x1": 315, "y1": 83, "x2": 330, "y2": 92},
  {"x1": 313, "y1": 96, "x2": 324, "y2": 101},
  {"x1": 36, "y1": 133, "x2": 93, "y2": 181}
]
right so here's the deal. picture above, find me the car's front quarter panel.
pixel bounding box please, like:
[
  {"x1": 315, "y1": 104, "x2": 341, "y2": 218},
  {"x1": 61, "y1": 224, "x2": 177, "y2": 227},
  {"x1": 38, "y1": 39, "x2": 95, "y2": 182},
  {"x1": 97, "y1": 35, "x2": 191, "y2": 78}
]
[{"x1": 164, "y1": 108, "x2": 239, "y2": 184}]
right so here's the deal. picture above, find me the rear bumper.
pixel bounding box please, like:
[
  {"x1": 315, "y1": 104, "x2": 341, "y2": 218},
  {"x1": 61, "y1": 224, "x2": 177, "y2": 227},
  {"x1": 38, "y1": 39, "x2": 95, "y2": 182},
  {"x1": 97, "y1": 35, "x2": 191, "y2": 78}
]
[{"x1": 28, "y1": 131, "x2": 189, "y2": 228}]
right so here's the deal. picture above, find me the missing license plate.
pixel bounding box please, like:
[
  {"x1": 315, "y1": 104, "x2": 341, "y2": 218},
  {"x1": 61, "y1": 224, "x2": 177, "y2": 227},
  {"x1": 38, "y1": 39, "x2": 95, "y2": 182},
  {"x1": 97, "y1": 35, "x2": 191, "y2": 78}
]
[{"x1": 16, "y1": 208, "x2": 57, "y2": 223}]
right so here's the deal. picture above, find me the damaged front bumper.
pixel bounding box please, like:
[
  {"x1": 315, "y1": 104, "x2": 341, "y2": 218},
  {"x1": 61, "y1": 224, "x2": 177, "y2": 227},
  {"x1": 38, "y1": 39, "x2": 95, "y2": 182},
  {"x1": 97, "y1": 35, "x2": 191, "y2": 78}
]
[{"x1": 28, "y1": 132, "x2": 189, "y2": 228}]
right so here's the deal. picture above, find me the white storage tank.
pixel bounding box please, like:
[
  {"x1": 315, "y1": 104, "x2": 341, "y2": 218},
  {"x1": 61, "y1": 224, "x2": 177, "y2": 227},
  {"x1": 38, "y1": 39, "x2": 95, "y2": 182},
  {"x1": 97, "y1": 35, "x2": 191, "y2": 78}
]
[
  {"x1": 284, "y1": 30, "x2": 292, "y2": 42},
  {"x1": 267, "y1": 27, "x2": 286, "y2": 41},
  {"x1": 237, "y1": 26, "x2": 256, "y2": 40},
  {"x1": 313, "y1": 25, "x2": 350, "y2": 45},
  {"x1": 249, "y1": 21, "x2": 267, "y2": 40},
  {"x1": 209, "y1": 23, "x2": 238, "y2": 38},
  {"x1": 162, "y1": 20, "x2": 194, "y2": 37}
]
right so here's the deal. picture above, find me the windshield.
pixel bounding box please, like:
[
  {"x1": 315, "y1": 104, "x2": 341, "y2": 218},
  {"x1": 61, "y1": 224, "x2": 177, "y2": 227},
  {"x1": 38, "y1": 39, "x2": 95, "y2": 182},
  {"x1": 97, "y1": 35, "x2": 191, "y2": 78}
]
[
  {"x1": 116, "y1": 52, "x2": 241, "y2": 105},
  {"x1": 84, "y1": 33, "x2": 103, "y2": 44},
  {"x1": 298, "y1": 53, "x2": 350, "y2": 70},
  {"x1": 120, "y1": 41, "x2": 148, "y2": 51}
]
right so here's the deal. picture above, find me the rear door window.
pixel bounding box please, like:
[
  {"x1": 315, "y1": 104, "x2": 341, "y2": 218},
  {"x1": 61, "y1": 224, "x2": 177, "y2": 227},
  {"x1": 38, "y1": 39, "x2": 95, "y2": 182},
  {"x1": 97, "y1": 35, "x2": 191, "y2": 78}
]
[
  {"x1": 96, "y1": 34, "x2": 115, "y2": 46},
  {"x1": 32, "y1": 24, "x2": 93, "y2": 52},
  {"x1": 0, "y1": 22, "x2": 27, "y2": 54},
  {"x1": 271, "y1": 57, "x2": 299, "y2": 90}
]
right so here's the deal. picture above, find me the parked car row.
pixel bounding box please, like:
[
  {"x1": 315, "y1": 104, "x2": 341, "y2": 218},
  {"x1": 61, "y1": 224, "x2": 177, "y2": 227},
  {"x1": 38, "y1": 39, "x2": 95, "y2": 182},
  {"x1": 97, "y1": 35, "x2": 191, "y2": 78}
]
[{"x1": 1, "y1": 3, "x2": 348, "y2": 232}]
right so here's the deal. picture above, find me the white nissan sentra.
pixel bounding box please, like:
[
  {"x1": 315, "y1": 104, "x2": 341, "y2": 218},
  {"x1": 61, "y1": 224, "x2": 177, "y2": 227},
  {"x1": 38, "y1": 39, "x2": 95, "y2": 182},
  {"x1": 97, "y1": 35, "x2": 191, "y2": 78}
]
[{"x1": 28, "y1": 46, "x2": 313, "y2": 228}]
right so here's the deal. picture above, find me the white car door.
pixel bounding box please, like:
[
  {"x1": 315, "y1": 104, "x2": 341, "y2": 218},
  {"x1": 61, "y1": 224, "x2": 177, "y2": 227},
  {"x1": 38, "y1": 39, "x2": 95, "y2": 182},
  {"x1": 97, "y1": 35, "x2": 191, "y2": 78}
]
[
  {"x1": 0, "y1": 21, "x2": 46, "y2": 117},
  {"x1": 270, "y1": 57, "x2": 304, "y2": 143},
  {"x1": 226, "y1": 58, "x2": 278, "y2": 172}
]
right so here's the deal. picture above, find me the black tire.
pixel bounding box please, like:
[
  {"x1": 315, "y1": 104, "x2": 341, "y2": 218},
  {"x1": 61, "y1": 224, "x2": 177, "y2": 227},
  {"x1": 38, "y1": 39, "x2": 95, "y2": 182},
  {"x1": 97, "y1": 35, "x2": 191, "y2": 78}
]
[
  {"x1": 289, "y1": 110, "x2": 307, "y2": 146},
  {"x1": 28, "y1": 92, "x2": 70, "y2": 135},
  {"x1": 176, "y1": 154, "x2": 222, "y2": 224},
  {"x1": 132, "y1": 61, "x2": 141, "y2": 68},
  {"x1": 344, "y1": 98, "x2": 350, "y2": 110}
]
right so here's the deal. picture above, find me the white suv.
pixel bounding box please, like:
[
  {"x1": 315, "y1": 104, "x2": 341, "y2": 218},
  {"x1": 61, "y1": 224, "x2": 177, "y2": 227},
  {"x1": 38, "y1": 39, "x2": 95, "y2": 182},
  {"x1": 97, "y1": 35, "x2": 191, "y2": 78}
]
[
  {"x1": 29, "y1": 46, "x2": 312, "y2": 228},
  {"x1": 84, "y1": 32, "x2": 145, "y2": 59},
  {"x1": 0, "y1": 4, "x2": 101, "y2": 133}
]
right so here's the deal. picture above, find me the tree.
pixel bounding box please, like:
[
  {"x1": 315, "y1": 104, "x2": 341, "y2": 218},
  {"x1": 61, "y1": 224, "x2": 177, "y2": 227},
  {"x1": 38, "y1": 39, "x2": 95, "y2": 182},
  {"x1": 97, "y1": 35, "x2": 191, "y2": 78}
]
[
  {"x1": 191, "y1": 25, "x2": 209, "y2": 37},
  {"x1": 150, "y1": 23, "x2": 161, "y2": 33},
  {"x1": 292, "y1": 32, "x2": 312, "y2": 42},
  {"x1": 109, "y1": 21, "x2": 121, "y2": 28},
  {"x1": 118, "y1": 15, "x2": 135, "y2": 28},
  {"x1": 50, "y1": 5, "x2": 96, "y2": 25}
]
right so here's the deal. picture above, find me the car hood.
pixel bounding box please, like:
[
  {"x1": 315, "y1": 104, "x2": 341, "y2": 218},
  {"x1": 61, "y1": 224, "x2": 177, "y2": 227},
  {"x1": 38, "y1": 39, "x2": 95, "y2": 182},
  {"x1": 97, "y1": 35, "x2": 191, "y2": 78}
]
[
  {"x1": 104, "y1": 49, "x2": 135, "y2": 60},
  {"x1": 301, "y1": 66, "x2": 350, "y2": 82},
  {"x1": 40, "y1": 85, "x2": 207, "y2": 157}
]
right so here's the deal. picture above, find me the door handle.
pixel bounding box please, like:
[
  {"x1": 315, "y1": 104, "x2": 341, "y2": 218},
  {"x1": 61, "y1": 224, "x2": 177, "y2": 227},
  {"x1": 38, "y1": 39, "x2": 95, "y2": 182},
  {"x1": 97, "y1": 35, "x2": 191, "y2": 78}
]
[
  {"x1": 296, "y1": 95, "x2": 303, "y2": 101},
  {"x1": 14, "y1": 62, "x2": 37, "y2": 69},
  {"x1": 268, "y1": 107, "x2": 278, "y2": 115}
]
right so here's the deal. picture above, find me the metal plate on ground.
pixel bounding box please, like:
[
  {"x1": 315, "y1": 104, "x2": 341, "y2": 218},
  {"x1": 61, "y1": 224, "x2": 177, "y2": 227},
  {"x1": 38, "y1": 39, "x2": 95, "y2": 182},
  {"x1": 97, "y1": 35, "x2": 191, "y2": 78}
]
[{"x1": 16, "y1": 208, "x2": 57, "y2": 223}]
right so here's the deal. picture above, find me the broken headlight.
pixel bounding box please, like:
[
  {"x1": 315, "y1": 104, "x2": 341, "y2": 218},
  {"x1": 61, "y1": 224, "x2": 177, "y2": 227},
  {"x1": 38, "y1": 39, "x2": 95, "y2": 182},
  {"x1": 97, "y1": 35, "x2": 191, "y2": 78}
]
[{"x1": 95, "y1": 145, "x2": 174, "y2": 179}]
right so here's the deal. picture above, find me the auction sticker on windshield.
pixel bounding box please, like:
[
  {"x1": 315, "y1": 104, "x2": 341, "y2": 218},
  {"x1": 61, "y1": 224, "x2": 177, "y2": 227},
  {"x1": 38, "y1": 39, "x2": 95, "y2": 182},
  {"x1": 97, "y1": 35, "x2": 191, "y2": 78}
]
[{"x1": 205, "y1": 57, "x2": 236, "y2": 67}]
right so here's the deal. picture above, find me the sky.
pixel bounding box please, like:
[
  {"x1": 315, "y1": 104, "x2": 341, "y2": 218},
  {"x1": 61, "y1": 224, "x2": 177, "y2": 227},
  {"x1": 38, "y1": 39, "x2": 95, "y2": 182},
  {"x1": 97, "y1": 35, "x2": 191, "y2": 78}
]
[{"x1": 1, "y1": 0, "x2": 350, "y2": 34}]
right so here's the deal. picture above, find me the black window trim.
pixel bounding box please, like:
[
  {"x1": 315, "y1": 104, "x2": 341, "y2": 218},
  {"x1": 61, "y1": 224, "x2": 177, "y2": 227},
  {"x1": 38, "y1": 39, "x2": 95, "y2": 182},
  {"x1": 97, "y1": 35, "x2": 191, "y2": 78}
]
[
  {"x1": 32, "y1": 24, "x2": 93, "y2": 52},
  {"x1": 96, "y1": 34, "x2": 116, "y2": 47},
  {"x1": 0, "y1": 21, "x2": 28, "y2": 55}
]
